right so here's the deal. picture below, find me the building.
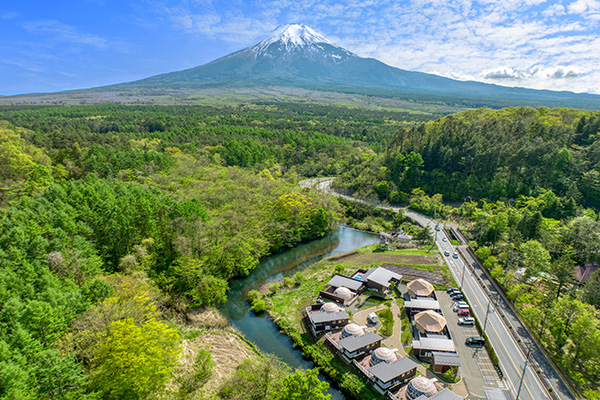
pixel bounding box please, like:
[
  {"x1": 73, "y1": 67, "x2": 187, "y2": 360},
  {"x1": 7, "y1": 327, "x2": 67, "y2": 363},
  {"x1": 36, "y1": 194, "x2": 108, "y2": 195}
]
[
  {"x1": 327, "y1": 329, "x2": 383, "y2": 361},
  {"x1": 320, "y1": 274, "x2": 364, "y2": 305},
  {"x1": 367, "y1": 352, "x2": 419, "y2": 394},
  {"x1": 304, "y1": 302, "x2": 349, "y2": 336},
  {"x1": 389, "y1": 376, "x2": 463, "y2": 400},
  {"x1": 412, "y1": 336, "x2": 456, "y2": 360},
  {"x1": 431, "y1": 352, "x2": 461, "y2": 374},
  {"x1": 574, "y1": 261, "x2": 600, "y2": 284},
  {"x1": 362, "y1": 267, "x2": 403, "y2": 291},
  {"x1": 407, "y1": 278, "x2": 435, "y2": 298},
  {"x1": 404, "y1": 297, "x2": 441, "y2": 314}
]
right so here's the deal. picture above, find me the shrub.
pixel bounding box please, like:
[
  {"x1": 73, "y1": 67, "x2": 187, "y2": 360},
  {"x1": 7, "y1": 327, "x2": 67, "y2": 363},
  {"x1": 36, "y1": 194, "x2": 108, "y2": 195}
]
[{"x1": 250, "y1": 299, "x2": 266, "y2": 313}]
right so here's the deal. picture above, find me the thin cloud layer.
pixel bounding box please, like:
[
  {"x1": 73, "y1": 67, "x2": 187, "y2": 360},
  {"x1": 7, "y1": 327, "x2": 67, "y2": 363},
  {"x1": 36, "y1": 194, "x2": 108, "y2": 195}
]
[{"x1": 157, "y1": 0, "x2": 600, "y2": 94}]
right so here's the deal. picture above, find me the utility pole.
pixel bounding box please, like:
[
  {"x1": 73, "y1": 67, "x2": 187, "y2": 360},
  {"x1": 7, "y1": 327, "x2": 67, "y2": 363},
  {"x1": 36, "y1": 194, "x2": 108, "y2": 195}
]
[
  {"x1": 516, "y1": 348, "x2": 531, "y2": 399},
  {"x1": 483, "y1": 299, "x2": 492, "y2": 331}
]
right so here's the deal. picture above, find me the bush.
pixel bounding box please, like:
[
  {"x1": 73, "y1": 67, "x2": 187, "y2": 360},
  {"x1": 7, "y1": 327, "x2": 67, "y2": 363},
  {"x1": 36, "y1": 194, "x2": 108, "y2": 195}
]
[
  {"x1": 269, "y1": 283, "x2": 279, "y2": 295},
  {"x1": 250, "y1": 299, "x2": 267, "y2": 313}
]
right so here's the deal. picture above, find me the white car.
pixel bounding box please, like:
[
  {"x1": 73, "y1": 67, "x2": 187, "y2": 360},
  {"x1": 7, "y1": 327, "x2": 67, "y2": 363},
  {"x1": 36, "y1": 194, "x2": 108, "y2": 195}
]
[
  {"x1": 454, "y1": 302, "x2": 468, "y2": 312},
  {"x1": 452, "y1": 252, "x2": 459, "y2": 259},
  {"x1": 458, "y1": 317, "x2": 475, "y2": 326}
]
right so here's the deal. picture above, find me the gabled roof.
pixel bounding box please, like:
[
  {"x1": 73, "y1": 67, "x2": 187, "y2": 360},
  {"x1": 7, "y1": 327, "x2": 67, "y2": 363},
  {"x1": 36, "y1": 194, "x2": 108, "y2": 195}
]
[
  {"x1": 369, "y1": 357, "x2": 418, "y2": 383},
  {"x1": 432, "y1": 351, "x2": 461, "y2": 367},
  {"x1": 574, "y1": 262, "x2": 599, "y2": 283},
  {"x1": 362, "y1": 267, "x2": 402, "y2": 288},
  {"x1": 338, "y1": 331, "x2": 382, "y2": 352},
  {"x1": 328, "y1": 274, "x2": 363, "y2": 291},
  {"x1": 308, "y1": 310, "x2": 349, "y2": 324}
]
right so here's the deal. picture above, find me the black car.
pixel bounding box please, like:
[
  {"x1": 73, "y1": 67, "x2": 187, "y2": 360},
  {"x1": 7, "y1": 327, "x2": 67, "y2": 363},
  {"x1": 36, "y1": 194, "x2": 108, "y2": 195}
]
[
  {"x1": 466, "y1": 336, "x2": 486, "y2": 346},
  {"x1": 451, "y1": 294, "x2": 464, "y2": 301},
  {"x1": 446, "y1": 287, "x2": 458, "y2": 294}
]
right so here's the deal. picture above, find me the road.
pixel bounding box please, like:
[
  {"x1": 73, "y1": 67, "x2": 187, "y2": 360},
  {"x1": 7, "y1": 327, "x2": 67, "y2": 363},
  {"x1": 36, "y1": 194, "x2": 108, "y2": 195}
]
[
  {"x1": 405, "y1": 209, "x2": 550, "y2": 400},
  {"x1": 304, "y1": 179, "x2": 563, "y2": 400}
]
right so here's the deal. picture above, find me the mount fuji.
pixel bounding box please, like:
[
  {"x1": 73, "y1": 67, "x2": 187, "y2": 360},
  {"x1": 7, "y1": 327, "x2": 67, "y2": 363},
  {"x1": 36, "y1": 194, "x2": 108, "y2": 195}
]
[{"x1": 8, "y1": 24, "x2": 600, "y2": 109}]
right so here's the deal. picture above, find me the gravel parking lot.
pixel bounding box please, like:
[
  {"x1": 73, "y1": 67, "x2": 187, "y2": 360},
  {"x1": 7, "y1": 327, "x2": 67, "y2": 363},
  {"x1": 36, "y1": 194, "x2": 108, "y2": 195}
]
[{"x1": 437, "y1": 290, "x2": 508, "y2": 398}]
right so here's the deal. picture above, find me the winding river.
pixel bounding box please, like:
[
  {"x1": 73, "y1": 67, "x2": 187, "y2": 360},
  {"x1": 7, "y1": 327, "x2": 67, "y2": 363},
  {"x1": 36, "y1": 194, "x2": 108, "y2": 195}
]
[{"x1": 219, "y1": 227, "x2": 379, "y2": 399}]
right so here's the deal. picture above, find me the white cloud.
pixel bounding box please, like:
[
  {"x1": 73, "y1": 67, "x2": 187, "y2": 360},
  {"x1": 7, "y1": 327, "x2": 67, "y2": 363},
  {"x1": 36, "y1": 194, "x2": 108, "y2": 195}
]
[{"x1": 23, "y1": 20, "x2": 110, "y2": 49}]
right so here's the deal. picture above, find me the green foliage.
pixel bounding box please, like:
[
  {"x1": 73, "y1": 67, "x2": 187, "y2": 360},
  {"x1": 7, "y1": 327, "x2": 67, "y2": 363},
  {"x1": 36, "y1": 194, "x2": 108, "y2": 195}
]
[
  {"x1": 375, "y1": 308, "x2": 394, "y2": 337},
  {"x1": 218, "y1": 355, "x2": 290, "y2": 400},
  {"x1": 178, "y1": 348, "x2": 215, "y2": 396},
  {"x1": 250, "y1": 299, "x2": 267, "y2": 313},
  {"x1": 92, "y1": 317, "x2": 180, "y2": 400},
  {"x1": 337, "y1": 107, "x2": 600, "y2": 205},
  {"x1": 474, "y1": 247, "x2": 491, "y2": 262},
  {"x1": 277, "y1": 369, "x2": 331, "y2": 400}
]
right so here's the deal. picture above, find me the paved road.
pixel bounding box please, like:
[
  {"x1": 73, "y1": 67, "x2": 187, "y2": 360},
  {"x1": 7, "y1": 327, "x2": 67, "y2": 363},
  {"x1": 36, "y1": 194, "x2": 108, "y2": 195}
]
[{"x1": 404, "y1": 210, "x2": 550, "y2": 400}]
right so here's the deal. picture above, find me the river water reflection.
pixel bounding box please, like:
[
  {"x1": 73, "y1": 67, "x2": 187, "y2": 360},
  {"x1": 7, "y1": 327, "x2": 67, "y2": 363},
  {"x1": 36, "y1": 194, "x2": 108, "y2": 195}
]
[{"x1": 219, "y1": 227, "x2": 379, "y2": 399}]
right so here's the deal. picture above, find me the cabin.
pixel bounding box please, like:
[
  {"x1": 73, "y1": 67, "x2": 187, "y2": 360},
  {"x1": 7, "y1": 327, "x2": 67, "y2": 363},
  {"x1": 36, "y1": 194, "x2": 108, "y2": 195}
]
[
  {"x1": 362, "y1": 267, "x2": 403, "y2": 292},
  {"x1": 320, "y1": 274, "x2": 364, "y2": 305},
  {"x1": 574, "y1": 261, "x2": 599, "y2": 285},
  {"x1": 304, "y1": 302, "x2": 350, "y2": 336},
  {"x1": 326, "y1": 327, "x2": 382, "y2": 361},
  {"x1": 431, "y1": 351, "x2": 461, "y2": 374}
]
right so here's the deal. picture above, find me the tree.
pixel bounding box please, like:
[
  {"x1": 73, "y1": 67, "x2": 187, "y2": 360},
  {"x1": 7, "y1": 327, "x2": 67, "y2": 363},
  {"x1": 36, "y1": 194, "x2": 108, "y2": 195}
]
[
  {"x1": 475, "y1": 247, "x2": 491, "y2": 262},
  {"x1": 580, "y1": 270, "x2": 600, "y2": 307},
  {"x1": 178, "y1": 349, "x2": 215, "y2": 397},
  {"x1": 93, "y1": 318, "x2": 180, "y2": 400},
  {"x1": 519, "y1": 240, "x2": 551, "y2": 278},
  {"x1": 277, "y1": 369, "x2": 330, "y2": 400},
  {"x1": 219, "y1": 355, "x2": 289, "y2": 400}
]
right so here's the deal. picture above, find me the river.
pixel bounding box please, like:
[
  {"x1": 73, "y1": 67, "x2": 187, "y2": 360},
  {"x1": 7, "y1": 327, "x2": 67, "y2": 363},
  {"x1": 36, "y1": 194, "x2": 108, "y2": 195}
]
[{"x1": 219, "y1": 227, "x2": 379, "y2": 399}]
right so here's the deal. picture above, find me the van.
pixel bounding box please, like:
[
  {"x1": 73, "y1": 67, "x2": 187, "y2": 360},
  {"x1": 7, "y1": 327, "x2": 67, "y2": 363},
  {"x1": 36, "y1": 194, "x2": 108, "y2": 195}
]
[{"x1": 466, "y1": 336, "x2": 485, "y2": 346}]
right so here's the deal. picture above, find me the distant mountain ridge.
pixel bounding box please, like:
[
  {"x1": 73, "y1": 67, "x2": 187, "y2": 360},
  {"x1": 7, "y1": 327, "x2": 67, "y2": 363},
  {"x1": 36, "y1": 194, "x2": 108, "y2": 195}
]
[{"x1": 108, "y1": 24, "x2": 599, "y2": 109}]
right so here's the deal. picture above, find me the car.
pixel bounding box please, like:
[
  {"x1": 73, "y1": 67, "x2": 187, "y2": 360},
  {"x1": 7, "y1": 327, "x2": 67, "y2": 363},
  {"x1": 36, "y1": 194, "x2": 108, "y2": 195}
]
[
  {"x1": 450, "y1": 292, "x2": 464, "y2": 299},
  {"x1": 367, "y1": 312, "x2": 379, "y2": 324},
  {"x1": 442, "y1": 237, "x2": 447, "y2": 242},
  {"x1": 466, "y1": 336, "x2": 486, "y2": 346},
  {"x1": 444, "y1": 251, "x2": 450, "y2": 256},
  {"x1": 452, "y1": 252, "x2": 459, "y2": 259},
  {"x1": 435, "y1": 225, "x2": 441, "y2": 231},
  {"x1": 458, "y1": 317, "x2": 475, "y2": 326},
  {"x1": 448, "y1": 288, "x2": 460, "y2": 295},
  {"x1": 454, "y1": 302, "x2": 468, "y2": 311},
  {"x1": 458, "y1": 308, "x2": 470, "y2": 316},
  {"x1": 446, "y1": 287, "x2": 458, "y2": 294}
]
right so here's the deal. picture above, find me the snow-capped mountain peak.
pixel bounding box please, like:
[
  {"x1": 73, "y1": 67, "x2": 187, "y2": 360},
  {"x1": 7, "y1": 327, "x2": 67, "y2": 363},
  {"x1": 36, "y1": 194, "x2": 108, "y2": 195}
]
[{"x1": 252, "y1": 24, "x2": 331, "y2": 54}]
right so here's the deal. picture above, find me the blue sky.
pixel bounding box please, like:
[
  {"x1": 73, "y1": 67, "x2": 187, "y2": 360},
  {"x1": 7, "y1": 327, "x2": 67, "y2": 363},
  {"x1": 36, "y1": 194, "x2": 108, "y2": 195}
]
[{"x1": 2, "y1": 0, "x2": 599, "y2": 95}]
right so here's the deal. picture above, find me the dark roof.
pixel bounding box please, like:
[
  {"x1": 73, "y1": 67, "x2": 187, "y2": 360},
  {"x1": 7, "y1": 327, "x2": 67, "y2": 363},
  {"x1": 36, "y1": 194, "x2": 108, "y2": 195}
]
[
  {"x1": 369, "y1": 357, "x2": 418, "y2": 383},
  {"x1": 432, "y1": 352, "x2": 461, "y2": 367},
  {"x1": 430, "y1": 388, "x2": 464, "y2": 400},
  {"x1": 328, "y1": 274, "x2": 363, "y2": 291},
  {"x1": 363, "y1": 267, "x2": 402, "y2": 288},
  {"x1": 574, "y1": 262, "x2": 599, "y2": 283},
  {"x1": 308, "y1": 310, "x2": 349, "y2": 324},
  {"x1": 338, "y1": 332, "x2": 382, "y2": 352},
  {"x1": 412, "y1": 337, "x2": 456, "y2": 352}
]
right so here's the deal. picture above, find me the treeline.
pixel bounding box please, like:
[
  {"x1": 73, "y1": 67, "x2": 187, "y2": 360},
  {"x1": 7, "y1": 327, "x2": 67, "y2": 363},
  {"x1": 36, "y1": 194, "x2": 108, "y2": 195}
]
[
  {"x1": 0, "y1": 103, "x2": 441, "y2": 181},
  {"x1": 335, "y1": 107, "x2": 600, "y2": 206},
  {"x1": 411, "y1": 190, "x2": 600, "y2": 397}
]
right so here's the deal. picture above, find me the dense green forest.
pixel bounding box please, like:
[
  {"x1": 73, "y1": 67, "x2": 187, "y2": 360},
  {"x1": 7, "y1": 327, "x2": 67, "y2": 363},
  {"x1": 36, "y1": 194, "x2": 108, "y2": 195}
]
[{"x1": 335, "y1": 107, "x2": 600, "y2": 207}]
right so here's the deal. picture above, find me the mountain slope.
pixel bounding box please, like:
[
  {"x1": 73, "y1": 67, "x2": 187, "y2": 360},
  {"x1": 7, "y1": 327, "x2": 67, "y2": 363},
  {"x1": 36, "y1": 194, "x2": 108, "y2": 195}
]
[{"x1": 112, "y1": 24, "x2": 600, "y2": 109}]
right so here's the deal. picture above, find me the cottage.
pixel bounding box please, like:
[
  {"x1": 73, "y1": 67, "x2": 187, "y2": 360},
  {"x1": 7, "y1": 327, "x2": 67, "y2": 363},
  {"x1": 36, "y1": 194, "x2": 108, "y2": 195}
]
[
  {"x1": 362, "y1": 267, "x2": 403, "y2": 291},
  {"x1": 320, "y1": 274, "x2": 364, "y2": 305},
  {"x1": 328, "y1": 330, "x2": 383, "y2": 361},
  {"x1": 574, "y1": 261, "x2": 600, "y2": 284},
  {"x1": 304, "y1": 302, "x2": 349, "y2": 336},
  {"x1": 431, "y1": 351, "x2": 461, "y2": 374},
  {"x1": 366, "y1": 350, "x2": 419, "y2": 394}
]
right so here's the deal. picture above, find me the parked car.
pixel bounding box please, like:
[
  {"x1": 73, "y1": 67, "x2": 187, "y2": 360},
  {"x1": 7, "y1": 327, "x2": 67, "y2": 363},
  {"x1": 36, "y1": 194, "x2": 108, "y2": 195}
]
[
  {"x1": 367, "y1": 312, "x2": 379, "y2": 324},
  {"x1": 446, "y1": 287, "x2": 458, "y2": 294},
  {"x1": 466, "y1": 336, "x2": 485, "y2": 346},
  {"x1": 458, "y1": 308, "x2": 470, "y2": 316},
  {"x1": 452, "y1": 252, "x2": 459, "y2": 259},
  {"x1": 450, "y1": 292, "x2": 464, "y2": 300},
  {"x1": 448, "y1": 289, "x2": 461, "y2": 296},
  {"x1": 444, "y1": 250, "x2": 450, "y2": 256},
  {"x1": 458, "y1": 317, "x2": 475, "y2": 326},
  {"x1": 454, "y1": 302, "x2": 468, "y2": 311}
]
